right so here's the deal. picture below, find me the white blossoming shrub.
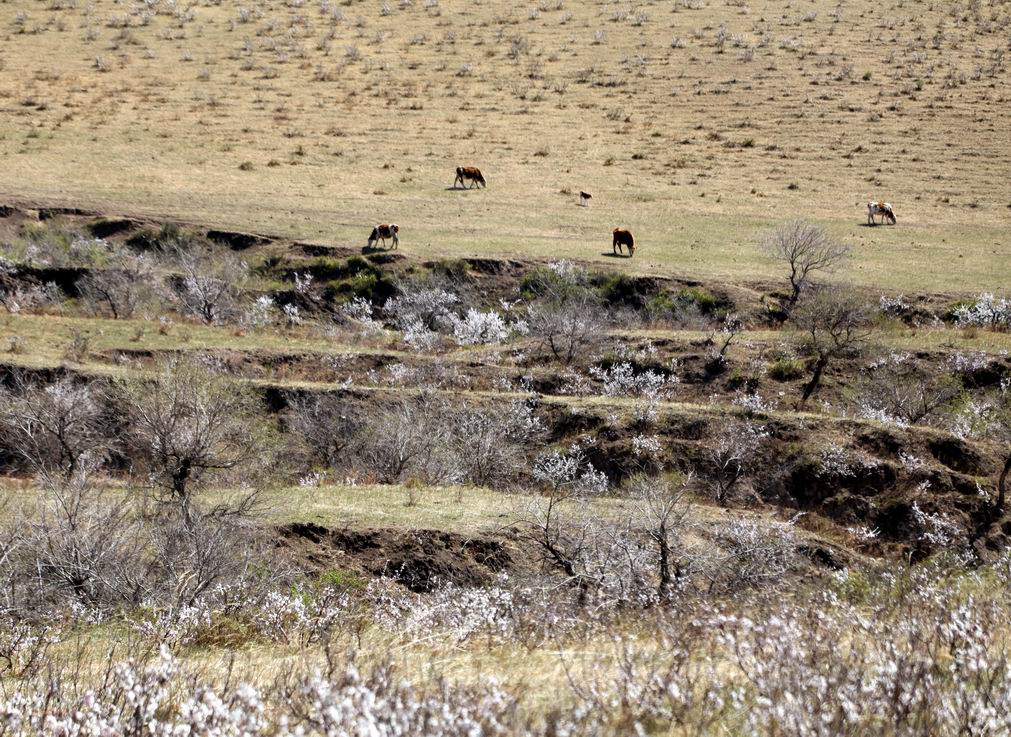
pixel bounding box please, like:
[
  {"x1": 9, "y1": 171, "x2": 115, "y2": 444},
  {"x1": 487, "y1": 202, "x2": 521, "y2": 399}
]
[
  {"x1": 731, "y1": 391, "x2": 777, "y2": 415},
  {"x1": 369, "y1": 576, "x2": 517, "y2": 643},
  {"x1": 385, "y1": 286, "x2": 458, "y2": 331},
  {"x1": 910, "y1": 500, "x2": 965, "y2": 548},
  {"x1": 632, "y1": 434, "x2": 662, "y2": 458},
  {"x1": 400, "y1": 315, "x2": 440, "y2": 351},
  {"x1": 879, "y1": 293, "x2": 911, "y2": 317},
  {"x1": 293, "y1": 271, "x2": 314, "y2": 294},
  {"x1": 242, "y1": 295, "x2": 276, "y2": 329},
  {"x1": 532, "y1": 443, "x2": 608, "y2": 495},
  {"x1": 341, "y1": 296, "x2": 382, "y2": 335},
  {"x1": 952, "y1": 292, "x2": 1011, "y2": 330},
  {"x1": 816, "y1": 443, "x2": 855, "y2": 477},
  {"x1": 589, "y1": 361, "x2": 676, "y2": 399},
  {"x1": 450, "y1": 308, "x2": 511, "y2": 345},
  {"x1": 282, "y1": 302, "x2": 302, "y2": 326}
]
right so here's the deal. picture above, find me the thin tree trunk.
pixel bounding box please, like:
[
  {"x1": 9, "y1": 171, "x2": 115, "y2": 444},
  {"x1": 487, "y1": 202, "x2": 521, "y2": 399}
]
[
  {"x1": 657, "y1": 531, "x2": 671, "y2": 601},
  {"x1": 798, "y1": 357, "x2": 827, "y2": 410},
  {"x1": 998, "y1": 452, "x2": 1011, "y2": 513}
]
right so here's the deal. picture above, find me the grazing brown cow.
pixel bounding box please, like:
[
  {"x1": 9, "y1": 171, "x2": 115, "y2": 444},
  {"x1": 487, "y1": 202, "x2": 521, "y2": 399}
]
[
  {"x1": 612, "y1": 228, "x2": 635, "y2": 257},
  {"x1": 367, "y1": 223, "x2": 399, "y2": 249},
  {"x1": 454, "y1": 166, "x2": 486, "y2": 189}
]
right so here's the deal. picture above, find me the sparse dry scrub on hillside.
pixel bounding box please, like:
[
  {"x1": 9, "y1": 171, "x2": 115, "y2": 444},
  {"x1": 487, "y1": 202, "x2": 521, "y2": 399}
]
[{"x1": 703, "y1": 419, "x2": 767, "y2": 507}]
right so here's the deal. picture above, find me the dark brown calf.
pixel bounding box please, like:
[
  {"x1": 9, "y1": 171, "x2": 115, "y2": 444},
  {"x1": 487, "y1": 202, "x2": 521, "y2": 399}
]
[{"x1": 612, "y1": 228, "x2": 635, "y2": 258}]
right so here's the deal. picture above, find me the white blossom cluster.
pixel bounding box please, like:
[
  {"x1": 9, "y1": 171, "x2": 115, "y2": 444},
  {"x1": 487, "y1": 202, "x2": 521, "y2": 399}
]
[
  {"x1": 731, "y1": 391, "x2": 778, "y2": 415},
  {"x1": 910, "y1": 500, "x2": 964, "y2": 548},
  {"x1": 854, "y1": 400, "x2": 908, "y2": 427},
  {"x1": 589, "y1": 361, "x2": 676, "y2": 399},
  {"x1": 242, "y1": 295, "x2": 276, "y2": 328},
  {"x1": 532, "y1": 443, "x2": 609, "y2": 495},
  {"x1": 632, "y1": 434, "x2": 662, "y2": 457},
  {"x1": 879, "y1": 293, "x2": 911, "y2": 317},
  {"x1": 449, "y1": 308, "x2": 526, "y2": 346},
  {"x1": 953, "y1": 292, "x2": 1011, "y2": 329},
  {"x1": 815, "y1": 443, "x2": 855, "y2": 477},
  {"x1": 369, "y1": 576, "x2": 517, "y2": 643}
]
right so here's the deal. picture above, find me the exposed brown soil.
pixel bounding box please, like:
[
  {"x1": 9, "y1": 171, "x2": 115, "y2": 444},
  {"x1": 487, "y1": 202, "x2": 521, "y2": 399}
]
[{"x1": 276, "y1": 522, "x2": 514, "y2": 592}]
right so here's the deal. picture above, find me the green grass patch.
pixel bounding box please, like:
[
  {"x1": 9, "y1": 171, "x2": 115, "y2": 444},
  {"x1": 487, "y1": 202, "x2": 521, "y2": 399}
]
[{"x1": 767, "y1": 358, "x2": 805, "y2": 381}]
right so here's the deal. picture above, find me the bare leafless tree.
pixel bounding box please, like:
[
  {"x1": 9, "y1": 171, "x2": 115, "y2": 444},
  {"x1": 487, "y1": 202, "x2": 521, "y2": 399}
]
[
  {"x1": 515, "y1": 448, "x2": 655, "y2": 605},
  {"x1": 630, "y1": 474, "x2": 693, "y2": 600},
  {"x1": 0, "y1": 373, "x2": 110, "y2": 481},
  {"x1": 286, "y1": 394, "x2": 362, "y2": 469},
  {"x1": 149, "y1": 513, "x2": 268, "y2": 608},
  {"x1": 704, "y1": 420, "x2": 765, "y2": 506},
  {"x1": 705, "y1": 313, "x2": 744, "y2": 373},
  {"x1": 764, "y1": 220, "x2": 851, "y2": 309},
  {"x1": 115, "y1": 360, "x2": 272, "y2": 527},
  {"x1": 357, "y1": 393, "x2": 458, "y2": 484},
  {"x1": 706, "y1": 518, "x2": 799, "y2": 595},
  {"x1": 78, "y1": 251, "x2": 158, "y2": 320},
  {"x1": 993, "y1": 392, "x2": 1011, "y2": 512},
  {"x1": 527, "y1": 295, "x2": 605, "y2": 365},
  {"x1": 168, "y1": 244, "x2": 246, "y2": 325},
  {"x1": 448, "y1": 400, "x2": 542, "y2": 488},
  {"x1": 859, "y1": 359, "x2": 963, "y2": 425},
  {"x1": 19, "y1": 466, "x2": 147, "y2": 608},
  {"x1": 792, "y1": 287, "x2": 874, "y2": 410}
]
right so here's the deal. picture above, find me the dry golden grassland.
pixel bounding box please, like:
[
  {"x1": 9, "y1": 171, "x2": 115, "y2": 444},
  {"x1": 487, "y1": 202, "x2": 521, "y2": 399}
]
[{"x1": 1, "y1": 0, "x2": 1009, "y2": 291}]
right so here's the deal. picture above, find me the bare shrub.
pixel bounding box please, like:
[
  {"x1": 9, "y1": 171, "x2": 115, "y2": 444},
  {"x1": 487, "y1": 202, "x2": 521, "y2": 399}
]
[
  {"x1": 763, "y1": 220, "x2": 851, "y2": 310},
  {"x1": 973, "y1": 387, "x2": 1011, "y2": 511},
  {"x1": 792, "y1": 287, "x2": 874, "y2": 409},
  {"x1": 77, "y1": 251, "x2": 158, "y2": 319},
  {"x1": 704, "y1": 313, "x2": 744, "y2": 373},
  {"x1": 527, "y1": 295, "x2": 604, "y2": 365},
  {"x1": 631, "y1": 474, "x2": 692, "y2": 600},
  {"x1": 285, "y1": 393, "x2": 362, "y2": 470},
  {"x1": 516, "y1": 446, "x2": 659, "y2": 605},
  {"x1": 858, "y1": 354, "x2": 963, "y2": 425},
  {"x1": 357, "y1": 393, "x2": 458, "y2": 484},
  {"x1": 148, "y1": 513, "x2": 268, "y2": 607},
  {"x1": 447, "y1": 399, "x2": 542, "y2": 488},
  {"x1": 706, "y1": 517, "x2": 800, "y2": 594},
  {"x1": 167, "y1": 242, "x2": 246, "y2": 324},
  {"x1": 16, "y1": 470, "x2": 145, "y2": 610},
  {"x1": 115, "y1": 359, "x2": 274, "y2": 527},
  {"x1": 703, "y1": 419, "x2": 766, "y2": 506},
  {"x1": 523, "y1": 262, "x2": 606, "y2": 364},
  {"x1": 0, "y1": 374, "x2": 109, "y2": 481}
]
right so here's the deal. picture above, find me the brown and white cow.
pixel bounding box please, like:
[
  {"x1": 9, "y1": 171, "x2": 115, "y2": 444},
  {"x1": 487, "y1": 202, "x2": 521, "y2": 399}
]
[
  {"x1": 454, "y1": 166, "x2": 486, "y2": 189},
  {"x1": 867, "y1": 201, "x2": 897, "y2": 225},
  {"x1": 612, "y1": 228, "x2": 635, "y2": 257},
  {"x1": 367, "y1": 223, "x2": 399, "y2": 249}
]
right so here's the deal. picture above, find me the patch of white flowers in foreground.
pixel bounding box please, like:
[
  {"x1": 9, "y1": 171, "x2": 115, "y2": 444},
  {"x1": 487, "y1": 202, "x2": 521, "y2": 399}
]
[{"x1": 9, "y1": 559, "x2": 1011, "y2": 736}]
